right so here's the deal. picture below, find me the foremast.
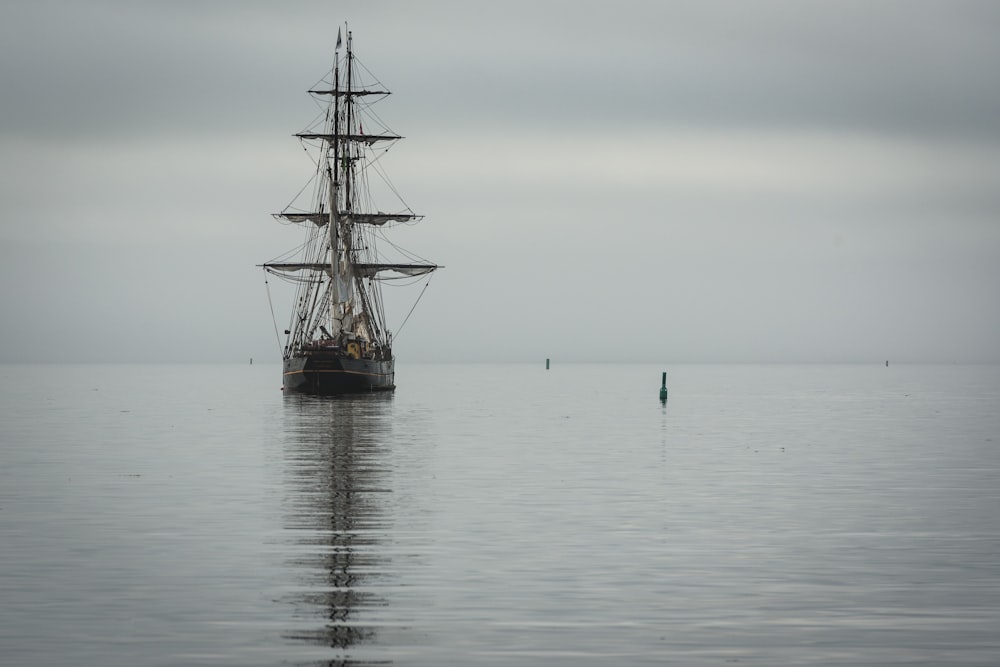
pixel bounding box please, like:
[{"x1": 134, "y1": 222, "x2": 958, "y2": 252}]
[{"x1": 263, "y1": 29, "x2": 438, "y2": 362}]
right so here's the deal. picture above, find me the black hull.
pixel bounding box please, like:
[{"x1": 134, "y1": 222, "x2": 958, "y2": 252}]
[{"x1": 283, "y1": 353, "x2": 395, "y2": 395}]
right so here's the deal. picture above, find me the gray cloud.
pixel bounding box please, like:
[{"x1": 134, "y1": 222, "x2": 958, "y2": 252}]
[
  {"x1": 6, "y1": 1, "x2": 999, "y2": 140},
  {"x1": 1, "y1": 0, "x2": 998, "y2": 363}
]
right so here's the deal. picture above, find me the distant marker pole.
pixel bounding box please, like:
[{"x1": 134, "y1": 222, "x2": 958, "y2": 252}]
[{"x1": 659, "y1": 372, "x2": 668, "y2": 401}]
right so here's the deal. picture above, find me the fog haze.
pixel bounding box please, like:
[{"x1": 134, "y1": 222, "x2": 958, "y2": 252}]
[{"x1": 2, "y1": 1, "x2": 998, "y2": 363}]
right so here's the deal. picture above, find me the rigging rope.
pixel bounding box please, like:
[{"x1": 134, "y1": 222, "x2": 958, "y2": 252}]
[
  {"x1": 264, "y1": 273, "x2": 284, "y2": 356},
  {"x1": 393, "y1": 274, "x2": 433, "y2": 341}
]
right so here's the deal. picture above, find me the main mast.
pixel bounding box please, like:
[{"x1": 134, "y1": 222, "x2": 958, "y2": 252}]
[
  {"x1": 328, "y1": 37, "x2": 342, "y2": 321},
  {"x1": 326, "y1": 29, "x2": 356, "y2": 343}
]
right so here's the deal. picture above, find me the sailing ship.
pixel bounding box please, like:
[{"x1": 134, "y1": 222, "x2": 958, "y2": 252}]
[{"x1": 262, "y1": 29, "x2": 439, "y2": 394}]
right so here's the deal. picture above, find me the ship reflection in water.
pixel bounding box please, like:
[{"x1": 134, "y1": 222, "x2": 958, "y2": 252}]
[{"x1": 280, "y1": 392, "x2": 395, "y2": 663}]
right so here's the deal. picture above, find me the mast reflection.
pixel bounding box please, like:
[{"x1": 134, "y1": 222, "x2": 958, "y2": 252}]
[{"x1": 281, "y1": 392, "x2": 394, "y2": 663}]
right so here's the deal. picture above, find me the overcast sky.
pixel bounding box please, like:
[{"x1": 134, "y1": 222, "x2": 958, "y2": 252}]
[{"x1": 1, "y1": 0, "x2": 998, "y2": 364}]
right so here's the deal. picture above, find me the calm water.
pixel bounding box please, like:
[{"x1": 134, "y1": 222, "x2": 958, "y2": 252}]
[{"x1": 1, "y1": 362, "x2": 998, "y2": 666}]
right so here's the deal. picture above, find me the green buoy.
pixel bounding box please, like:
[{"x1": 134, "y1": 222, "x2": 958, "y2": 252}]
[
  {"x1": 546, "y1": 358, "x2": 550, "y2": 370},
  {"x1": 659, "y1": 372, "x2": 668, "y2": 401}
]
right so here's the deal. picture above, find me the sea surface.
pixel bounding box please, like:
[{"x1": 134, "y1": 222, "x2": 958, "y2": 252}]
[{"x1": 1, "y1": 362, "x2": 998, "y2": 666}]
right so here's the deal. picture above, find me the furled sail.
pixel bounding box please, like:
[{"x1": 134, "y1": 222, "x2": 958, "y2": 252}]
[
  {"x1": 295, "y1": 132, "x2": 401, "y2": 145},
  {"x1": 308, "y1": 88, "x2": 388, "y2": 97},
  {"x1": 274, "y1": 212, "x2": 420, "y2": 226},
  {"x1": 263, "y1": 262, "x2": 439, "y2": 278},
  {"x1": 355, "y1": 263, "x2": 439, "y2": 278}
]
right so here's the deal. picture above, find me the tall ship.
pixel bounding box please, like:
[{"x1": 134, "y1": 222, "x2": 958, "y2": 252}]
[{"x1": 262, "y1": 29, "x2": 439, "y2": 394}]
